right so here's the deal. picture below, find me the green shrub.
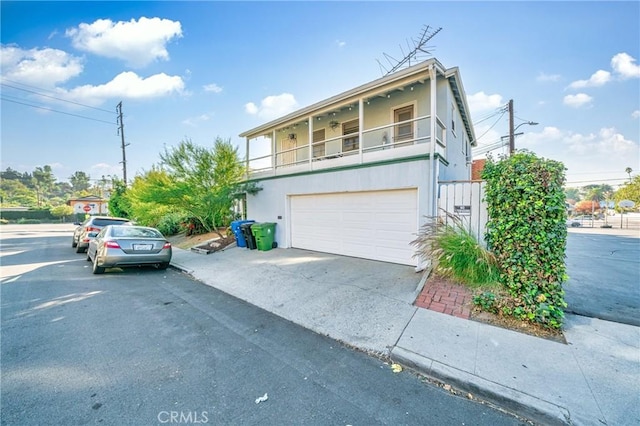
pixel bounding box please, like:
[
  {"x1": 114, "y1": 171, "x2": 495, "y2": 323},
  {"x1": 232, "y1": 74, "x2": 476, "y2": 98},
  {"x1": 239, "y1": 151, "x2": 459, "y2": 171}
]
[
  {"x1": 0, "y1": 218, "x2": 9, "y2": 225},
  {"x1": 156, "y1": 212, "x2": 186, "y2": 236},
  {"x1": 482, "y1": 151, "x2": 568, "y2": 329},
  {"x1": 473, "y1": 292, "x2": 498, "y2": 313}
]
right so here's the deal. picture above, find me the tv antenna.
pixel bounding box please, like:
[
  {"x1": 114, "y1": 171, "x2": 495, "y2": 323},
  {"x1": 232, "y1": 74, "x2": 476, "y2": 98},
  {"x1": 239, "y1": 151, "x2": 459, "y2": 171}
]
[{"x1": 376, "y1": 25, "x2": 442, "y2": 76}]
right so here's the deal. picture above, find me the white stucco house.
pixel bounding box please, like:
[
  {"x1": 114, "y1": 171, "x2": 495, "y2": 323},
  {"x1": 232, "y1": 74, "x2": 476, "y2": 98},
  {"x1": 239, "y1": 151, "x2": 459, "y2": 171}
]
[{"x1": 239, "y1": 58, "x2": 476, "y2": 266}]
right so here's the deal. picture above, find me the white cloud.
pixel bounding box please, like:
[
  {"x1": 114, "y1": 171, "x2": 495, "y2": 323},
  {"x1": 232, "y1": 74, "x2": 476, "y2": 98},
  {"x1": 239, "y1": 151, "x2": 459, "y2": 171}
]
[
  {"x1": 58, "y1": 71, "x2": 185, "y2": 105},
  {"x1": 536, "y1": 72, "x2": 561, "y2": 82},
  {"x1": 563, "y1": 93, "x2": 593, "y2": 108},
  {"x1": 0, "y1": 45, "x2": 83, "y2": 87},
  {"x1": 554, "y1": 127, "x2": 636, "y2": 157},
  {"x1": 245, "y1": 93, "x2": 298, "y2": 120},
  {"x1": 336, "y1": 40, "x2": 346, "y2": 48},
  {"x1": 568, "y1": 70, "x2": 611, "y2": 89},
  {"x1": 518, "y1": 126, "x2": 638, "y2": 185},
  {"x1": 65, "y1": 17, "x2": 182, "y2": 68},
  {"x1": 90, "y1": 162, "x2": 121, "y2": 176},
  {"x1": 466, "y1": 91, "x2": 504, "y2": 115},
  {"x1": 632, "y1": 110, "x2": 640, "y2": 119},
  {"x1": 203, "y1": 83, "x2": 222, "y2": 93},
  {"x1": 182, "y1": 113, "x2": 212, "y2": 127},
  {"x1": 611, "y1": 52, "x2": 640, "y2": 79},
  {"x1": 244, "y1": 102, "x2": 258, "y2": 115}
]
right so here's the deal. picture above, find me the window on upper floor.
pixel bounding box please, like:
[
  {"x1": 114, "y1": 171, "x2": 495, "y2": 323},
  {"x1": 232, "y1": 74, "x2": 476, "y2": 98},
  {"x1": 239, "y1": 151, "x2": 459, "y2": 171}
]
[
  {"x1": 451, "y1": 103, "x2": 457, "y2": 136},
  {"x1": 394, "y1": 105, "x2": 414, "y2": 146},
  {"x1": 342, "y1": 119, "x2": 359, "y2": 152}
]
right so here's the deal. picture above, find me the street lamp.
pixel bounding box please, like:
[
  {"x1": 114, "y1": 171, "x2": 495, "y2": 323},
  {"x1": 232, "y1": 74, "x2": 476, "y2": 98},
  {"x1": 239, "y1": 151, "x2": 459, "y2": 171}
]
[{"x1": 509, "y1": 121, "x2": 538, "y2": 155}]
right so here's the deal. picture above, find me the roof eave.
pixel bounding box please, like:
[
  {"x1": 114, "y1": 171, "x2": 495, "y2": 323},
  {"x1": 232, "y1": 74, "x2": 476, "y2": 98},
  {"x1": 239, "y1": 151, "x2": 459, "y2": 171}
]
[{"x1": 239, "y1": 58, "x2": 447, "y2": 138}]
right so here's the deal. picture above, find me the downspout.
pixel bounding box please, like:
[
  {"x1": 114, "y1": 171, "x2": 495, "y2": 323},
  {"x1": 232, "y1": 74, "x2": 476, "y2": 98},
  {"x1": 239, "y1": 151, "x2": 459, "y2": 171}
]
[{"x1": 428, "y1": 64, "x2": 438, "y2": 217}]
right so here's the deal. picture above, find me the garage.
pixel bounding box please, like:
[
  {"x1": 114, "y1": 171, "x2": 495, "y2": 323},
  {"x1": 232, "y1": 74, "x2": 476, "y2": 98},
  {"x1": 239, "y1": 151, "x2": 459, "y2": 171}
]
[{"x1": 289, "y1": 189, "x2": 418, "y2": 265}]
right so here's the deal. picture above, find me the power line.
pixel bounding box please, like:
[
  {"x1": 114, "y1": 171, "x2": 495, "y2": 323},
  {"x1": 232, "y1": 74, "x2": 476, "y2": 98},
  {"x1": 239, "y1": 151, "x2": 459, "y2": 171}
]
[
  {"x1": 1, "y1": 82, "x2": 114, "y2": 114},
  {"x1": 565, "y1": 178, "x2": 631, "y2": 184},
  {"x1": 472, "y1": 106, "x2": 508, "y2": 126},
  {"x1": 474, "y1": 110, "x2": 506, "y2": 142},
  {"x1": 1, "y1": 97, "x2": 116, "y2": 125}
]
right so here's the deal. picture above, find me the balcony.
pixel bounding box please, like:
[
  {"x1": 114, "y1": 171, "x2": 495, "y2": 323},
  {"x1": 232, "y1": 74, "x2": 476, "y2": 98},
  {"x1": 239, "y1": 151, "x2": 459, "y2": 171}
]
[{"x1": 246, "y1": 114, "x2": 446, "y2": 179}]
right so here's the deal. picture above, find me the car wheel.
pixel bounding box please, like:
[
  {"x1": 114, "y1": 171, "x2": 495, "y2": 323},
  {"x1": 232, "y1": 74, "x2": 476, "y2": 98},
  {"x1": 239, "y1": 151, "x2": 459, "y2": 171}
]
[
  {"x1": 76, "y1": 245, "x2": 85, "y2": 253},
  {"x1": 72, "y1": 238, "x2": 77, "y2": 248},
  {"x1": 86, "y1": 252, "x2": 92, "y2": 262},
  {"x1": 157, "y1": 262, "x2": 170, "y2": 270},
  {"x1": 572, "y1": 223, "x2": 581, "y2": 227},
  {"x1": 92, "y1": 256, "x2": 105, "y2": 274}
]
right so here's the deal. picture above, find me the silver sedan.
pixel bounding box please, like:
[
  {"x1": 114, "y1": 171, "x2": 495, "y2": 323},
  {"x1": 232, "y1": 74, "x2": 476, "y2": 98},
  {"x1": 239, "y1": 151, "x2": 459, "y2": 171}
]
[{"x1": 87, "y1": 225, "x2": 172, "y2": 274}]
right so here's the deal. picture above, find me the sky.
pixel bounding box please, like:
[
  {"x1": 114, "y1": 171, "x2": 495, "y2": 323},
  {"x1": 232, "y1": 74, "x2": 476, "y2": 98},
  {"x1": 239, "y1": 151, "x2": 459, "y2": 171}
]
[{"x1": 1, "y1": 1, "x2": 639, "y2": 189}]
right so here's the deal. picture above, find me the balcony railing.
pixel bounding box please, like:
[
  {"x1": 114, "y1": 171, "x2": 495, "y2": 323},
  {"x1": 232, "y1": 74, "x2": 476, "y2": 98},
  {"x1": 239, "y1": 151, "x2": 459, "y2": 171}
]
[{"x1": 247, "y1": 115, "x2": 446, "y2": 177}]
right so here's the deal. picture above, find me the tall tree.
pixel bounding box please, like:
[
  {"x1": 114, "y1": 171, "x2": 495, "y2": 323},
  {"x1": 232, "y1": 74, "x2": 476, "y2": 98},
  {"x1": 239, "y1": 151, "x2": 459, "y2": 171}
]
[
  {"x1": 157, "y1": 137, "x2": 246, "y2": 236},
  {"x1": 1, "y1": 167, "x2": 24, "y2": 181},
  {"x1": 108, "y1": 177, "x2": 133, "y2": 218},
  {"x1": 32, "y1": 165, "x2": 56, "y2": 207},
  {"x1": 583, "y1": 184, "x2": 613, "y2": 204},
  {"x1": 0, "y1": 179, "x2": 38, "y2": 207},
  {"x1": 564, "y1": 187, "x2": 581, "y2": 202},
  {"x1": 614, "y1": 175, "x2": 640, "y2": 208},
  {"x1": 69, "y1": 171, "x2": 91, "y2": 193}
]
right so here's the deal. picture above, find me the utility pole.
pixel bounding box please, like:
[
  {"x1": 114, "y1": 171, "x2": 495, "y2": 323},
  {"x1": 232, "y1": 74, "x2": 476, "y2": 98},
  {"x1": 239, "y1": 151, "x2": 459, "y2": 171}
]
[
  {"x1": 116, "y1": 102, "x2": 128, "y2": 185},
  {"x1": 508, "y1": 99, "x2": 515, "y2": 155}
]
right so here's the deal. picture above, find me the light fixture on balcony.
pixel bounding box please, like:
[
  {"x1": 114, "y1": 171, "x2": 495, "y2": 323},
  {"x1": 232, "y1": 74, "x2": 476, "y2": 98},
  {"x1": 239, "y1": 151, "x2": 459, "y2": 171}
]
[
  {"x1": 387, "y1": 94, "x2": 391, "y2": 98},
  {"x1": 410, "y1": 86, "x2": 414, "y2": 91}
]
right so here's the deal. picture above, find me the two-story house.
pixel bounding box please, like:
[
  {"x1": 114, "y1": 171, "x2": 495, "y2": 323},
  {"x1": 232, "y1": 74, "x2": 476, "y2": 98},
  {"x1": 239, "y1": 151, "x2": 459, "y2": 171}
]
[{"x1": 239, "y1": 58, "x2": 476, "y2": 266}]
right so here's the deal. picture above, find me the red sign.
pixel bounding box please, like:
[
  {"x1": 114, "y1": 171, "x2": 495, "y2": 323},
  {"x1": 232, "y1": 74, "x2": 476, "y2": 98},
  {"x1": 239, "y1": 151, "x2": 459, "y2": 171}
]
[{"x1": 83, "y1": 205, "x2": 91, "y2": 212}]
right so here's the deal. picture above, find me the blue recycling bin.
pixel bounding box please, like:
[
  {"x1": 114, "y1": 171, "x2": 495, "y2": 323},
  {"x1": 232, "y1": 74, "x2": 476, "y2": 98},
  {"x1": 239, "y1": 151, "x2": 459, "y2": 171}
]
[{"x1": 231, "y1": 220, "x2": 255, "y2": 248}]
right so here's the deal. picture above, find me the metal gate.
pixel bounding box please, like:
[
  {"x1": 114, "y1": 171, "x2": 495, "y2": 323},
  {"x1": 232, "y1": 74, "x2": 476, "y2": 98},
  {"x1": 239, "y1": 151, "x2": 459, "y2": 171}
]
[{"x1": 438, "y1": 181, "x2": 488, "y2": 246}]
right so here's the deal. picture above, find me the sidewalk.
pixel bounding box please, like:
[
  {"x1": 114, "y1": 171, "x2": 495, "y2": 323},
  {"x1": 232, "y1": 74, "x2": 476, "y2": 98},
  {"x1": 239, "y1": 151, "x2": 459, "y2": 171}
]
[{"x1": 170, "y1": 245, "x2": 640, "y2": 426}]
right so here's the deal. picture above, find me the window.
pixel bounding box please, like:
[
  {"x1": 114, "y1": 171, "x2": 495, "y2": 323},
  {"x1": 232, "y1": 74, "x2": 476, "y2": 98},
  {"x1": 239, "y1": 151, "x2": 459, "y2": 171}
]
[
  {"x1": 342, "y1": 119, "x2": 359, "y2": 152},
  {"x1": 394, "y1": 105, "x2": 414, "y2": 146},
  {"x1": 451, "y1": 103, "x2": 457, "y2": 136},
  {"x1": 313, "y1": 129, "x2": 325, "y2": 159}
]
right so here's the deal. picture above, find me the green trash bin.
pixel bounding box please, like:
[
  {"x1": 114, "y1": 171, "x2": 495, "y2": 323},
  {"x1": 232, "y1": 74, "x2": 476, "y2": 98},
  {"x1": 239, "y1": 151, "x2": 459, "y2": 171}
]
[{"x1": 251, "y1": 222, "x2": 276, "y2": 251}]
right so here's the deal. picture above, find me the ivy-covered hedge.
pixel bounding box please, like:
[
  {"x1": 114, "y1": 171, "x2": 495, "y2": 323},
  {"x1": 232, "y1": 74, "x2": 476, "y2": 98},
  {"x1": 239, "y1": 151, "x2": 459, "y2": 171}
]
[{"x1": 481, "y1": 151, "x2": 568, "y2": 329}]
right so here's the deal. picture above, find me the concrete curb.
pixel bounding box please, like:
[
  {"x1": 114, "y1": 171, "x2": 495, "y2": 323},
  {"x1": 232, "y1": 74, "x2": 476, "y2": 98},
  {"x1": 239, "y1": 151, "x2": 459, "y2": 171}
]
[{"x1": 391, "y1": 346, "x2": 571, "y2": 426}]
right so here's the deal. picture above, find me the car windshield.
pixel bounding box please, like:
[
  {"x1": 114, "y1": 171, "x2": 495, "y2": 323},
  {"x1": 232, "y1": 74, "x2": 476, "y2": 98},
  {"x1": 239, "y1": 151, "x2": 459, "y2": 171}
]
[
  {"x1": 111, "y1": 226, "x2": 162, "y2": 238},
  {"x1": 94, "y1": 218, "x2": 130, "y2": 227}
]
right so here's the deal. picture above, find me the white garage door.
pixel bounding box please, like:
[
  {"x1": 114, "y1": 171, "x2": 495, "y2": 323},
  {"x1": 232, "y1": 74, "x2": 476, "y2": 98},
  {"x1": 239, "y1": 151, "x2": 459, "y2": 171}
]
[{"x1": 290, "y1": 189, "x2": 418, "y2": 265}]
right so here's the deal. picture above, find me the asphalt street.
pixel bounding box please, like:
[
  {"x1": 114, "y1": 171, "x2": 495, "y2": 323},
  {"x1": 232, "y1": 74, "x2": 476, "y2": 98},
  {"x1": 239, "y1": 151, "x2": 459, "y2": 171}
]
[
  {"x1": 565, "y1": 229, "x2": 640, "y2": 326},
  {"x1": 0, "y1": 227, "x2": 527, "y2": 425}
]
